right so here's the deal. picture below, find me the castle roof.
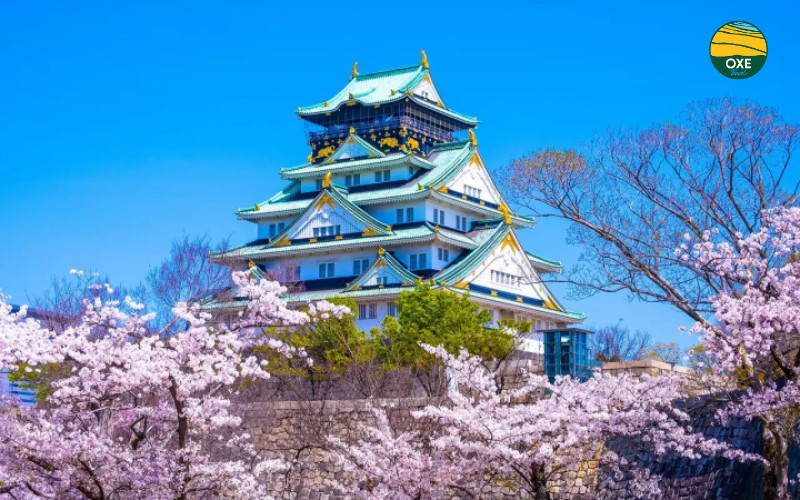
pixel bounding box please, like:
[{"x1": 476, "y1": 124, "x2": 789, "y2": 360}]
[{"x1": 297, "y1": 64, "x2": 478, "y2": 126}]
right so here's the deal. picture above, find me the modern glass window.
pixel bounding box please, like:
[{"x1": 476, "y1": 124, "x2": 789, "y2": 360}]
[
  {"x1": 353, "y1": 259, "x2": 370, "y2": 275},
  {"x1": 318, "y1": 262, "x2": 335, "y2": 279}
]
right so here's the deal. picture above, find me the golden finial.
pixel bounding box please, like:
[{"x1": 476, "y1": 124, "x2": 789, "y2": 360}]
[
  {"x1": 440, "y1": 279, "x2": 446, "y2": 286},
  {"x1": 348, "y1": 92, "x2": 355, "y2": 100},
  {"x1": 498, "y1": 204, "x2": 512, "y2": 225},
  {"x1": 307, "y1": 153, "x2": 314, "y2": 163},
  {"x1": 322, "y1": 171, "x2": 332, "y2": 189},
  {"x1": 420, "y1": 50, "x2": 429, "y2": 69},
  {"x1": 417, "y1": 183, "x2": 423, "y2": 191},
  {"x1": 390, "y1": 89, "x2": 397, "y2": 96},
  {"x1": 247, "y1": 260, "x2": 255, "y2": 269},
  {"x1": 254, "y1": 203, "x2": 260, "y2": 211},
  {"x1": 468, "y1": 129, "x2": 477, "y2": 147},
  {"x1": 378, "y1": 247, "x2": 386, "y2": 256},
  {"x1": 349, "y1": 126, "x2": 356, "y2": 134},
  {"x1": 386, "y1": 225, "x2": 392, "y2": 231},
  {"x1": 415, "y1": 277, "x2": 423, "y2": 286},
  {"x1": 351, "y1": 62, "x2": 359, "y2": 79},
  {"x1": 434, "y1": 225, "x2": 440, "y2": 232}
]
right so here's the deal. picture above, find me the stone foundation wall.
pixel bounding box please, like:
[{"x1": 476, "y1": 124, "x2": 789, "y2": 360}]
[{"x1": 234, "y1": 396, "x2": 767, "y2": 500}]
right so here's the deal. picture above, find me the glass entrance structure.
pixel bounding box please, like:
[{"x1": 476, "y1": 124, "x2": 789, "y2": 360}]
[{"x1": 543, "y1": 328, "x2": 595, "y2": 381}]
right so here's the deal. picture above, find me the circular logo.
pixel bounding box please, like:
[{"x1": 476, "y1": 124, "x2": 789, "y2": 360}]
[{"x1": 710, "y1": 21, "x2": 767, "y2": 79}]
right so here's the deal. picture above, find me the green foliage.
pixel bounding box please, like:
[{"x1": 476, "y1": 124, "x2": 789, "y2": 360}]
[
  {"x1": 266, "y1": 297, "x2": 378, "y2": 383},
  {"x1": 374, "y1": 284, "x2": 522, "y2": 373},
  {"x1": 7, "y1": 362, "x2": 66, "y2": 403}
]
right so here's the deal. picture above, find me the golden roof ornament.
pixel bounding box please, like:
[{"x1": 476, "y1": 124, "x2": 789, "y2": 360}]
[
  {"x1": 351, "y1": 62, "x2": 359, "y2": 79},
  {"x1": 348, "y1": 92, "x2": 355, "y2": 100},
  {"x1": 254, "y1": 203, "x2": 260, "y2": 211},
  {"x1": 247, "y1": 260, "x2": 255, "y2": 269},
  {"x1": 378, "y1": 247, "x2": 386, "y2": 256},
  {"x1": 420, "y1": 49, "x2": 429, "y2": 69},
  {"x1": 349, "y1": 126, "x2": 356, "y2": 134},
  {"x1": 307, "y1": 153, "x2": 313, "y2": 163},
  {"x1": 498, "y1": 204, "x2": 512, "y2": 224},
  {"x1": 468, "y1": 129, "x2": 478, "y2": 147},
  {"x1": 322, "y1": 171, "x2": 332, "y2": 188}
]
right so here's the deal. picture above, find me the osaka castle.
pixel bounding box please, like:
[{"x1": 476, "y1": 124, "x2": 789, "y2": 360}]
[{"x1": 208, "y1": 52, "x2": 584, "y2": 332}]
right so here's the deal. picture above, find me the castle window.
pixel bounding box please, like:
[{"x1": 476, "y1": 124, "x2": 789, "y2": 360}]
[
  {"x1": 377, "y1": 276, "x2": 388, "y2": 286},
  {"x1": 396, "y1": 208, "x2": 405, "y2": 223},
  {"x1": 359, "y1": 303, "x2": 377, "y2": 320},
  {"x1": 388, "y1": 302, "x2": 398, "y2": 317},
  {"x1": 315, "y1": 179, "x2": 323, "y2": 190},
  {"x1": 409, "y1": 253, "x2": 427, "y2": 270},
  {"x1": 353, "y1": 259, "x2": 370, "y2": 275},
  {"x1": 278, "y1": 222, "x2": 286, "y2": 232},
  {"x1": 433, "y1": 208, "x2": 445, "y2": 225},
  {"x1": 406, "y1": 207, "x2": 414, "y2": 222},
  {"x1": 345, "y1": 174, "x2": 361, "y2": 186},
  {"x1": 464, "y1": 185, "x2": 482, "y2": 199},
  {"x1": 269, "y1": 223, "x2": 277, "y2": 237},
  {"x1": 438, "y1": 248, "x2": 450, "y2": 262},
  {"x1": 318, "y1": 262, "x2": 335, "y2": 279},
  {"x1": 375, "y1": 170, "x2": 391, "y2": 183},
  {"x1": 492, "y1": 270, "x2": 521, "y2": 287},
  {"x1": 313, "y1": 225, "x2": 341, "y2": 238}
]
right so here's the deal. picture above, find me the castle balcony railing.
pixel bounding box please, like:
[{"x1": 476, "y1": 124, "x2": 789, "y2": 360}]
[{"x1": 308, "y1": 115, "x2": 465, "y2": 144}]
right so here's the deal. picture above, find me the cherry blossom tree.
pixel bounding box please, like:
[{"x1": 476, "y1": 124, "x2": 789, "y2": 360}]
[
  {"x1": 332, "y1": 346, "x2": 758, "y2": 500},
  {"x1": 683, "y1": 206, "x2": 800, "y2": 500},
  {"x1": 0, "y1": 270, "x2": 347, "y2": 500}
]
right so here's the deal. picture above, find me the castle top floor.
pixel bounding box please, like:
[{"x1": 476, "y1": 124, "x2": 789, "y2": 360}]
[{"x1": 296, "y1": 52, "x2": 478, "y2": 161}]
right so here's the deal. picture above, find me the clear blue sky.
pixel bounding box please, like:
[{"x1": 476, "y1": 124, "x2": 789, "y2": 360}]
[{"x1": 1, "y1": 1, "x2": 798, "y2": 350}]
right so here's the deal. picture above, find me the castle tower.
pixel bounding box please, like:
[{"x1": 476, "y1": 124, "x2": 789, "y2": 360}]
[{"x1": 209, "y1": 54, "x2": 584, "y2": 332}]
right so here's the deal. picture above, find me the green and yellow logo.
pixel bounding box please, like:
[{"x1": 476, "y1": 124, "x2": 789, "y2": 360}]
[{"x1": 710, "y1": 21, "x2": 767, "y2": 79}]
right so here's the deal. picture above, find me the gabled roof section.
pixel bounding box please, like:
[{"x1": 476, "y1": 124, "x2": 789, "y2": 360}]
[
  {"x1": 345, "y1": 248, "x2": 419, "y2": 291},
  {"x1": 281, "y1": 152, "x2": 435, "y2": 180},
  {"x1": 526, "y1": 251, "x2": 563, "y2": 274},
  {"x1": 264, "y1": 185, "x2": 391, "y2": 248},
  {"x1": 296, "y1": 64, "x2": 478, "y2": 126},
  {"x1": 323, "y1": 130, "x2": 386, "y2": 164}
]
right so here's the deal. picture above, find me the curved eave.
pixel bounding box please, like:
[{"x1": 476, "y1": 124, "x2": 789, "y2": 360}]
[
  {"x1": 443, "y1": 287, "x2": 585, "y2": 322},
  {"x1": 282, "y1": 154, "x2": 435, "y2": 180},
  {"x1": 210, "y1": 228, "x2": 477, "y2": 263},
  {"x1": 297, "y1": 93, "x2": 478, "y2": 127}
]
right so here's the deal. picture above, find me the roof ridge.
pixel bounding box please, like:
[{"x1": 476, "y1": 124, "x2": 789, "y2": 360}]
[{"x1": 354, "y1": 65, "x2": 422, "y2": 81}]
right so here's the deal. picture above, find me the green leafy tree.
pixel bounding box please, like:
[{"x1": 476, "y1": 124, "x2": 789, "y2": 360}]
[{"x1": 374, "y1": 284, "x2": 526, "y2": 395}]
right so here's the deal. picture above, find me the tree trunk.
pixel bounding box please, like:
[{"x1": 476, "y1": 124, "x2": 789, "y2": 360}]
[{"x1": 762, "y1": 423, "x2": 790, "y2": 500}]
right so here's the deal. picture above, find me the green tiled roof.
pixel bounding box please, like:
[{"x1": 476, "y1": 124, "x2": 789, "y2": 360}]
[
  {"x1": 526, "y1": 251, "x2": 563, "y2": 273},
  {"x1": 321, "y1": 132, "x2": 386, "y2": 165},
  {"x1": 296, "y1": 64, "x2": 478, "y2": 125},
  {"x1": 447, "y1": 287, "x2": 585, "y2": 321},
  {"x1": 211, "y1": 222, "x2": 478, "y2": 262},
  {"x1": 345, "y1": 250, "x2": 419, "y2": 291},
  {"x1": 435, "y1": 223, "x2": 509, "y2": 284},
  {"x1": 261, "y1": 185, "x2": 391, "y2": 250},
  {"x1": 281, "y1": 152, "x2": 435, "y2": 180},
  {"x1": 237, "y1": 141, "x2": 533, "y2": 227}
]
